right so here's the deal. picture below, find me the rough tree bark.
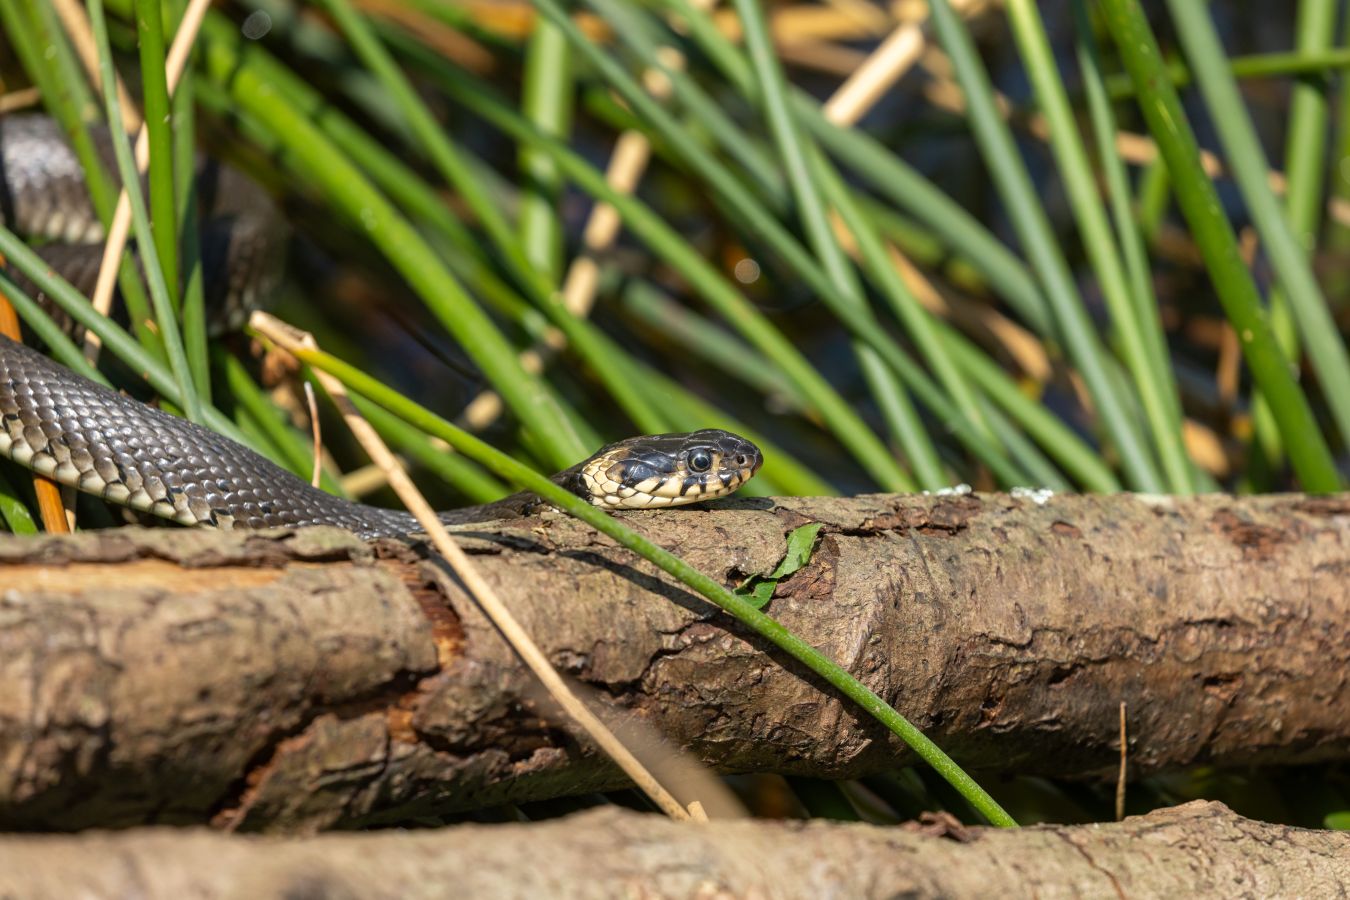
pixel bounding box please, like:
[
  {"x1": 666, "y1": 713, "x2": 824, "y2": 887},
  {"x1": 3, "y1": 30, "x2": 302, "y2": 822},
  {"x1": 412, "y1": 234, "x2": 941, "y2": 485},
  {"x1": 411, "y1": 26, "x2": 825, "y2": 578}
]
[
  {"x1": 1, "y1": 492, "x2": 1346, "y2": 831},
  {"x1": 0, "y1": 801, "x2": 1345, "y2": 898}
]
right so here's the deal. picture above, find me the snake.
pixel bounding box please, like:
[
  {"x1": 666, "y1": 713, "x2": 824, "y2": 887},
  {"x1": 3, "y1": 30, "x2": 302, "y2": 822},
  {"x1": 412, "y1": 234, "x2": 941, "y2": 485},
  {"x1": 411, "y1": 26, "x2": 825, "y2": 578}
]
[{"x1": 0, "y1": 115, "x2": 763, "y2": 538}]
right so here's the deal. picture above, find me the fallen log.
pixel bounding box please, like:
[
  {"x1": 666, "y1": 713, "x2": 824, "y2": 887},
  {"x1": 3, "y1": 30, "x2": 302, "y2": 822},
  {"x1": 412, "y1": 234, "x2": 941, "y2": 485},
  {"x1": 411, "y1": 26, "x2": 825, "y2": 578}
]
[
  {"x1": 0, "y1": 801, "x2": 1344, "y2": 898},
  {"x1": 1, "y1": 492, "x2": 1346, "y2": 831}
]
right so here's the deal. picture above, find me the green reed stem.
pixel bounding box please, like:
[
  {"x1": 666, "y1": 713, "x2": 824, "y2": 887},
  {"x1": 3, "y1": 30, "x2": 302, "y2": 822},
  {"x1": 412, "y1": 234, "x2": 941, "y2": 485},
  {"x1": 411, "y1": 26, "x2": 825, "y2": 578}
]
[
  {"x1": 1072, "y1": 3, "x2": 1181, "y2": 432},
  {"x1": 134, "y1": 0, "x2": 178, "y2": 307},
  {"x1": 195, "y1": 29, "x2": 588, "y2": 472},
  {"x1": 1255, "y1": 0, "x2": 1338, "y2": 470},
  {"x1": 1007, "y1": 0, "x2": 1190, "y2": 493},
  {"x1": 3, "y1": 0, "x2": 161, "y2": 355},
  {"x1": 518, "y1": 21, "x2": 572, "y2": 278},
  {"x1": 653, "y1": 0, "x2": 1055, "y2": 334},
  {"x1": 620, "y1": 282, "x2": 805, "y2": 414},
  {"x1": 1101, "y1": 0, "x2": 1340, "y2": 491},
  {"x1": 734, "y1": 0, "x2": 938, "y2": 488},
  {"x1": 930, "y1": 0, "x2": 1162, "y2": 491},
  {"x1": 639, "y1": 0, "x2": 1124, "y2": 491},
  {"x1": 317, "y1": 0, "x2": 662, "y2": 440},
  {"x1": 89, "y1": 0, "x2": 201, "y2": 423},
  {"x1": 287, "y1": 342, "x2": 1018, "y2": 829},
  {"x1": 434, "y1": 71, "x2": 1050, "y2": 487},
  {"x1": 438, "y1": 70, "x2": 1051, "y2": 490},
  {"x1": 184, "y1": 26, "x2": 828, "y2": 489},
  {"x1": 0, "y1": 467, "x2": 38, "y2": 535},
  {"x1": 219, "y1": 352, "x2": 347, "y2": 496},
  {"x1": 522, "y1": 0, "x2": 921, "y2": 490},
  {"x1": 0, "y1": 228, "x2": 247, "y2": 444},
  {"x1": 1102, "y1": 47, "x2": 1350, "y2": 100},
  {"x1": 1165, "y1": 0, "x2": 1350, "y2": 455},
  {"x1": 348, "y1": 394, "x2": 509, "y2": 504}
]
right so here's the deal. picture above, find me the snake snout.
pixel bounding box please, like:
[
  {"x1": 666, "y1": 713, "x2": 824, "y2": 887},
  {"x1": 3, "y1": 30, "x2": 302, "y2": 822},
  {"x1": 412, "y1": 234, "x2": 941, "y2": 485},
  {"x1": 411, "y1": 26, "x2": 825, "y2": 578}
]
[{"x1": 728, "y1": 440, "x2": 763, "y2": 476}]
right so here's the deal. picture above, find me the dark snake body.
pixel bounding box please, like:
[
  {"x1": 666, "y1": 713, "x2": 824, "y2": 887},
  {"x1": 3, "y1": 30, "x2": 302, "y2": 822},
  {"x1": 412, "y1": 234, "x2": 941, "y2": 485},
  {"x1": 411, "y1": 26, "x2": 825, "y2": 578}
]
[{"x1": 0, "y1": 116, "x2": 762, "y2": 537}]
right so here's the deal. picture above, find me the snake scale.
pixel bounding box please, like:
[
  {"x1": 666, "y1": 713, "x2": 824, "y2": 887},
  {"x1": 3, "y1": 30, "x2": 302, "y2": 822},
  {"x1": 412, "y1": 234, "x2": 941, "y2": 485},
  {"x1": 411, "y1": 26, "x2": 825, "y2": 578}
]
[{"x1": 0, "y1": 115, "x2": 762, "y2": 538}]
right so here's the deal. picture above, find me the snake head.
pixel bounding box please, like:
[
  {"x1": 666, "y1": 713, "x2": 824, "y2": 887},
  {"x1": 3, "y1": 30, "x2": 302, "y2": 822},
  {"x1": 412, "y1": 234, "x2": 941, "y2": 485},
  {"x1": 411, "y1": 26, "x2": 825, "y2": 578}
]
[{"x1": 577, "y1": 429, "x2": 763, "y2": 509}]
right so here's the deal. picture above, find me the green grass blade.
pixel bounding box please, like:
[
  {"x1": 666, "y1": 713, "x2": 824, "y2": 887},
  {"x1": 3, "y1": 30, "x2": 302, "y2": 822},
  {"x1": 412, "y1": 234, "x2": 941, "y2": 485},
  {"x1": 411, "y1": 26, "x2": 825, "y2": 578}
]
[
  {"x1": 811, "y1": 148, "x2": 994, "y2": 444},
  {"x1": 219, "y1": 351, "x2": 347, "y2": 494},
  {"x1": 620, "y1": 281, "x2": 805, "y2": 413},
  {"x1": 578, "y1": 0, "x2": 1044, "y2": 485},
  {"x1": 518, "y1": 21, "x2": 572, "y2": 277},
  {"x1": 652, "y1": 0, "x2": 1055, "y2": 335},
  {"x1": 1328, "y1": 14, "x2": 1350, "y2": 275},
  {"x1": 313, "y1": 0, "x2": 541, "y2": 296},
  {"x1": 1071, "y1": 3, "x2": 1180, "y2": 431},
  {"x1": 0, "y1": 228, "x2": 246, "y2": 443},
  {"x1": 1101, "y1": 0, "x2": 1340, "y2": 491},
  {"x1": 1103, "y1": 47, "x2": 1350, "y2": 99},
  {"x1": 1254, "y1": 0, "x2": 1338, "y2": 470},
  {"x1": 0, "y1": 467, "x2": 39, "y2": 534},
  {"x1": 348, "y1": 394, "x2": 510, "y2": 504},
  {"x1": 190, "y1": 17, "x2": 810, "y2": 475},
  {"x1": 1165, "y1": 0, "x2": 1350, "y2": 452},
  {"x1": 4, "y1": 0, "x2": 161, "y2": 354},
  {"x1": 584, "y1": 0, "x2": 787, "y2": 202},
  {"x1": 89, "y1": 0, "x2": 201, "y2": 423},
  {"x1": 172, "y1": 71, "x2": 210, "y2": 403},
  {"x1": 134, "y1": 0, "x2": 179, "y2": 307},
  {"x1": 928, "y1": 0, "x2": 1163, "y2": 491},
  {"x1": 431, "y1": 71, "x2": 968, "y2": 491},
  {"x1": 937, "y1": 322, "x2": 1122, "y2": 492},
  {"x1": 195, "y1": 30, "x2": 589, "y2": 472},
  {"x1": 315, "y1": 0, "x2": 664, "y2": 440},
  {"x1": 732, "y1": 0, "x2": 936, "y2": 488},
  {"x1": 441, "y1": 67, "x2": 1038, "y2": 486},
  {"x1": 1006, "y1": 0, "x2": 1191, "y2": 493}
]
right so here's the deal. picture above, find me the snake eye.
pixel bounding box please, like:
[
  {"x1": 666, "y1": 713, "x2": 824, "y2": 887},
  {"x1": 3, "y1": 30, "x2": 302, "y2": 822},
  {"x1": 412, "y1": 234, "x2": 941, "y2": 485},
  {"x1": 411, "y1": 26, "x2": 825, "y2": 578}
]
[{"x1": 688, "y1": 449, "x2": 713, "y2": 473}]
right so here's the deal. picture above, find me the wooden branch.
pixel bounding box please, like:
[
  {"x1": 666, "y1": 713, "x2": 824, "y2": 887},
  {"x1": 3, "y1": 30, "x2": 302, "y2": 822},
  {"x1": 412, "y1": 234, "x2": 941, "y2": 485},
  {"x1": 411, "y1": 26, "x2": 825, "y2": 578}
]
[
  {"x1": 0, "y1": 801, "x2": 1345, "y2": 896},
  {"x1": 1, "y1": 492, "x2": 1346, "y2": 831}
]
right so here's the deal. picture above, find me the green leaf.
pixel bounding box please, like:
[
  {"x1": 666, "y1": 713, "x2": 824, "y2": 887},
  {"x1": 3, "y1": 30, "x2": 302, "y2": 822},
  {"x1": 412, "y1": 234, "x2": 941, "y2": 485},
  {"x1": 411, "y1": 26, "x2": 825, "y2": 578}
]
[
  {"x1": 1326, "y1": 811, "x2": 1350, "y2": 831},
  {"x1": 736, "y1": 523, "x2": 825, "y2": 609}
]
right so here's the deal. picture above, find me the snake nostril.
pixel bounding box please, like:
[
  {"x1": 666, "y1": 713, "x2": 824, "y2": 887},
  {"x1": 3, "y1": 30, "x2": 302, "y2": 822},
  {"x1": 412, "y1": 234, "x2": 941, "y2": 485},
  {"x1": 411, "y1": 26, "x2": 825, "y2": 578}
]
[{"x1": 736, "y1": 454, "x2": 748, "y2": 467}]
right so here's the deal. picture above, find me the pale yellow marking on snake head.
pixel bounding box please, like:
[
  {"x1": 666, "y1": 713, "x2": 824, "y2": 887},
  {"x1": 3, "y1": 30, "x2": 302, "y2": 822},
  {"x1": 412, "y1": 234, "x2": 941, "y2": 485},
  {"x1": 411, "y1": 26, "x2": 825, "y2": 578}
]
[{"x1": 577, "y1": 430, "x2": 762, "y2": 510}]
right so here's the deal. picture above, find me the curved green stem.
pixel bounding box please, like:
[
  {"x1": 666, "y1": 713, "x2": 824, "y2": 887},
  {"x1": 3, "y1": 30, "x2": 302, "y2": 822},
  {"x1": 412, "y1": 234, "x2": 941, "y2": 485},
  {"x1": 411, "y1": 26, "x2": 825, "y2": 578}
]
[
  {"x1": 1101, "y1": 0, "x2": 1340, "y2": 491},
  {"x1": 285, "y1": 341, "x2": 1019, "y2": 829}
]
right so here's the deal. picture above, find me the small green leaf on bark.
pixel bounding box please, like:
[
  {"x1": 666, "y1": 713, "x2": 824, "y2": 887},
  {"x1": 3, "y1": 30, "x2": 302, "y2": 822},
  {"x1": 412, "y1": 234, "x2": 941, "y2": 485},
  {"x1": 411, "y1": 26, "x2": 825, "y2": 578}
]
[{"x1": 734, "y1": 523, "x2": 824, "y2": 609}]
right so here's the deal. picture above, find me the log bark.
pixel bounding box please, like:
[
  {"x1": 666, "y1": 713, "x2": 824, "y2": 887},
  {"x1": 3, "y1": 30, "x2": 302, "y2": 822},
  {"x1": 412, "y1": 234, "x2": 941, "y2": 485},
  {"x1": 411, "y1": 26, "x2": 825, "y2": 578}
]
[
  {"x1": 1, "y1": 492, "x2": 1346, "y2": 831},
  {"x1": 0, "y1": 801, "x2": 1345, "y2": 898}
]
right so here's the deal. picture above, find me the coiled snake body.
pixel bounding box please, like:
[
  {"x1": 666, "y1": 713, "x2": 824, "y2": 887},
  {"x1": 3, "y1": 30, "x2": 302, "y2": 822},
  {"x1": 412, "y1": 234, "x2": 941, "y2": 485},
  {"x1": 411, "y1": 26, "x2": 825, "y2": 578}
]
[{"x1": 0, "y1": 116, "x2": 762, "y2": 537}]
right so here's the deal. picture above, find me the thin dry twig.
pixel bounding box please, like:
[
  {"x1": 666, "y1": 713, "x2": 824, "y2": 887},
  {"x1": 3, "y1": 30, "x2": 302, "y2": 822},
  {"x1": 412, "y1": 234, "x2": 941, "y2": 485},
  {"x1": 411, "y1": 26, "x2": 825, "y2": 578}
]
[
  {"x1": 303, "y1": 381, "x2": 323, "y2": 488},
  {"x1": 823, "y1": 0, "x2": 986, "y2": 126},
  {"x1": 0, "y1": 87, "x2": 41, "y2": 114},
  {"x1": 249, "y1": 310, "x2": 699, "y2": 823},
  {"x1": 1116, "y1": 701, "x2": 1127, "y2": 822}
]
